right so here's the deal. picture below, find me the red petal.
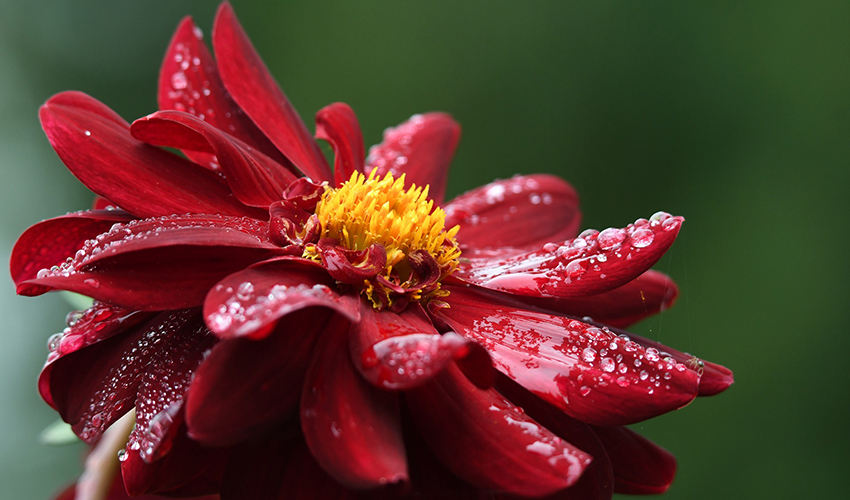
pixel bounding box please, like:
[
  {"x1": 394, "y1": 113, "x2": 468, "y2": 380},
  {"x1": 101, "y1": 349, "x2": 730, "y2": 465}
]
[
  {"x1": 515, "y1": 270, "x2": 679, "y2": 329},
  {"x1": 619, "y1": 330, "x2": 734, "y2": 397},
  {"x1": 316, "y1": 102, "x2": 366, "y2": 186},
  {"x1": 456, "y1": 213, "x2": 684, "y2": 299},
  {"x1": 350, "y1": 303, "x2": 492, "y2": 390},
  {"x1": 132, "y1": 111, "x2": 297, "y2": 208},
  {"x1": 301, "y1": 323, "x2": 408, "y2": 489},
  {"x1": 39, "y1": 302, "x2": 149, "y2": 410},
  {"x1": 11, "y1": 209, "x2": 133, "y2": 295},
  {"x1": 52, "y1": 475, "x2": 219, "y2": 500},
  {"x1": 185, "y1": 309, "x2": 335, "y2": 446},
  {"x1": 406, "y1": 364, "x2": 592, "y2": 497},
  {"x1": 21, "y1": 214, "x2": 282, "y2": 310},
  {"x1": 444, "y1": 175, "x2": 581, "y2": 256},
  {"x1": 42, "y1": 310, "x2": 198, "y2": 444},
  {"x1": 212, "y1": 3, "x2": 331, "y2": 182},
  {"x1": 158, "y1": 16, "x2": 290, "y2": 170},
  {"x1": 122, "y1": 422, "x2": 228, "y2": 497},
  {"x1": 434, "y1": 285, "x2": 700, "y2": 426},
  {"x1": 365, "y1": 113, "x2": 460, "y2": 204},
  {"x1": 39, "y1": 91, "x2": 260, "y2": 219},
  {"x1": 590, "y1": 425, "x2": 676, "y2": 495},
  {"x1": 221, "y1": 439, "x2": 359, "y2": 500},
  {"x1": 204, "y1": 257, "x2": 360, "y2": 339}
]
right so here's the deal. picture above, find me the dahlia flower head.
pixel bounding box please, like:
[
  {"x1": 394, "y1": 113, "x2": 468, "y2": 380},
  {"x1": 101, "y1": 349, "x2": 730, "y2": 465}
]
[{"x1": 11, "y1": 3, "x2": 732, "y2": 499}]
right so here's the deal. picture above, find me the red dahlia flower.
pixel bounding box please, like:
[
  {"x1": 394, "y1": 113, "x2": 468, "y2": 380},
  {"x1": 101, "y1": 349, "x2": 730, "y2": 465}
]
[{"x1": 11, "y1": 3, "x2": 732, "y2": 499}]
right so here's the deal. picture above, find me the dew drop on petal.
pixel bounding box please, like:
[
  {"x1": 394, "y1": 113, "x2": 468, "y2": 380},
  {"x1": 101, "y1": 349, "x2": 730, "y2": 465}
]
[
  {"x1": 601, "y1": 357, "x2": 615, "y2": 372},
  {"x1": 47, "y1": 333, "x2": 62, "y2": 352},
  {"x1": 171, "y1": 72, "x2": 188, "y2": 90},
  {"x1": 579, "y1": 386, "x2": 592, "y2": 397},
  {"x1": 630, "y1": 228, "x2": 654, "y2": 248},
  {"x1": 597, "y1": 228, "x2": 626, "y2": 250},
  {"x1": 581, "y1": 347, "x2": 597, "y2": 363}
]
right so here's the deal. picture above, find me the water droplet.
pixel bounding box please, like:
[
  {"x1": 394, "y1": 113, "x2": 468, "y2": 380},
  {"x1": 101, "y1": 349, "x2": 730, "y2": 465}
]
[
  {"x1": 171, "y1": 72, "x2": 188, "y2": 90},
  {"x1": 597, "y1": 228, "x2": 626, "y2": 250},
  {"x1": 645, "y1": 347, "x2": 660, "y2": 362},
  {"x1": 47, "y1": 333, "x2": 62, "y2": 352},
  {"x1": 65, "y1": 310, "x2": 84, "y2": 327},
  {"x1": 581, "y1": 347, "x2": 597, "y2": 363},
  {"x1": 579, "y1": 386, "x2": 592, "y2": 397},
  {"x1": 639, "y1": 370, "x2": 649, "y2": 380},
  {"x1": 601, "y1": 357, "x2": 615, "y2": 372},
  {"x1": 117, "y1": 449, "x2": 127, "y2": 462},
  {"x1": 630, "y1": 228, "x2": 654, "y2": 248},
  {"x1": 616, "y1": 376, "x2": 630, "y2": 387},
  {"x1": 83, "y1": 278, "x2": 100, "y2": 288},
  {"x1": 84, "y1": 130, "x2": 91, "y2": 137}
]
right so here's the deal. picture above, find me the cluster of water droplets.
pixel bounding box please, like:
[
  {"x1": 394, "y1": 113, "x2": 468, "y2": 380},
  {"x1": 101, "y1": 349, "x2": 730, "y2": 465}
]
[
  {"x1": 75, "y1": 312, "x2": 194, "y2": 444},
  {"x1": 208, "y1": 280, "x2": 335, "y2": 334},
  {"x1": 365, "y1": 113, "x2": 428, "y2": 174},
  {"x1": 473, "y1": 211, "x2": 680, "y2": 287},
  {"x1": 446, "y1": 175, "x2": 556, "y2": 228},
  {"x1": 34, "y1": 215, "x2": 269, "y2": 285},
  {"x1": 46, "y1": 302, "x2": 142, "y2": 363}
]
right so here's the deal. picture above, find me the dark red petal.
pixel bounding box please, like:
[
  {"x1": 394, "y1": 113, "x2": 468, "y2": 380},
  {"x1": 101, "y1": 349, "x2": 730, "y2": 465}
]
[
  {"x1": 618, "y1": 329, "x2": 734, "y2": 397},
  {"x1": 39, "y1": 302, "x2": 149, "y2": 410},
  {"x1": 319, "y1": 241, "x2": 387, "y2": 284},
  {"x1": 590, "y1": 425, "x2": 676, "y2": 495},
  {"x1": 204, "y1": 257, "x2": 360, "y2": 339},
  {"x1": 434, "y1": 285, "x2": 700, "y2": 426},
  {"x1": 212, "y1": 3, "x2": 331, "y2": 182},
  {"x1": 444, "y1": 175, "x2": 581, "y2": 255},
  {"x1": 494, "y1": 375, "x2": 614, "y2": 500},
  {"x1": 186, "y1": 309, "x2": 334, "y2": 446},
  {"x1": 365, "y1": 113, "x2": 460, "y2": 204},
  {"x1": 301, "y1": 323, "x2": 408, "y2": 489},
  {"x1": 158, "y1": 16, "x2": 290, "y2": 170},
  {"x1": 515, "y1": 270, "x2": 679, "y2": 329},
  {"x1": 11, "y1": 209, "x2": 133, "y2": 294},
  {"x1": 52, "y1": 475, "x2": 219, "y2": 500},
  {"x1": 39, "y1": 91, "x2": 260, "y2": 219},
  {"x1": 127, "y1": 320, "x2": 215, "y2": 464},
  {"x1": 221, "y1": 439, "x2": 359, "y2": 500},
  {"x1": 43, "y1": 310, "x2": 197, "y2": 444},
  {"x1": 350, "y1": 303, "x2": 492, "y2": 390},
  {"x1": 456, "y1": 214, "x2": 684, "y2": 299},
  {"x1": 316, "y1": 102, "x2": 366, "y2": 186},
  {"x1": 132, "y1": 111, "x2": 297, "y2": 208},
  {"x1": 406, "y1": 364, "x2": 592, "y2": 497},
  {"x1": 21, "y1": 214, "x2": 282, "y2": 310},
  {"x1": 122, "y1": 422, "x2": 228, "y2": 497}
]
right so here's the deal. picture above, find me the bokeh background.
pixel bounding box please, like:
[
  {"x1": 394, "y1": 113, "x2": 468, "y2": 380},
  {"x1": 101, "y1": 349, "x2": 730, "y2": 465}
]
[{"x1": 1, "y1": 0, "x2": 847, "y2": 498}]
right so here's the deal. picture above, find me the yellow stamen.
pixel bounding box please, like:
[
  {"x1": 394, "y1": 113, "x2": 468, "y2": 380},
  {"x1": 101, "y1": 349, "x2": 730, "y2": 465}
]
[{"x1": 306, "y1": 171, "x2": 461, "y2": 307}]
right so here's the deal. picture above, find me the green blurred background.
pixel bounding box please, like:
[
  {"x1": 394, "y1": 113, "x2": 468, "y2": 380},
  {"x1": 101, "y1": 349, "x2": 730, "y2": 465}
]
[{"x1": 1, "y1": 0, "x2": 847, "y2": 498}]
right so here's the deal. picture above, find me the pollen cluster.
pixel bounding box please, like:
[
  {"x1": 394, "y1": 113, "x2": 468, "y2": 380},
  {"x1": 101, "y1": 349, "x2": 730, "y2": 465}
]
[{"x1": 308, "y1": 171, "x2": 461, "y2": 306}]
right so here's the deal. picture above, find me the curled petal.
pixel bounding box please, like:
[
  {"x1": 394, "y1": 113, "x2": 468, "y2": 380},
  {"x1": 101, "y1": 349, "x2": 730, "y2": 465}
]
[
  {"x1": 365, "y1": 113, "x2": 460, "y2": 204},
  {"x1": 456, "y1": 213, "x2": 684, "y2": 299},
  {"x1": 591, "y1": 425, "x2": 676, "y2": 495},
  {"x1": 158, "y1": 16, "x2": 290, "y2": 169},
  {"x1": 434, "y1": 285, "x2": 700, "y2": 426},
  {"x1": 444, "y1": 175, "x2": 581, "y2": 256},
  {"x1": 319, "y1": 240, "x2": 387, "y2": 284},
  {"x1": 39, "y1": 91, "x2": 260, "y2": 219},
  {"x1": 11, "y1": 209, "x2": 133, "y2": 294},
  {"x1": 516, "y1": 270, "x2": 679, "y2": 328},
  {"x1": 43, "y1": 310, "x2": 198, "y2": 444},
  {"x1": 204, "y1": 257, "x2": 360, "y2": 339},
  {"x1": 20, "y1": 215, "x2": 282, "y2": 311},
  {"x1": 316, "y1": 102, "x2": 366, "y2": 186},
  {"x1": 407, "y1": 364, "x2": 592, "y2": 497},
  {"x1": 186, "y1": 309, "x2": 337, "y2": 446},
  {"x1": 350, "y1": 303, "x2": 492, "y2": 390},
  {"x1": 301, "y1": 322, "x2": 408, "y2": 489},
  {"x1": 213, "y1": 3, "x2": 331, "y2": 182},
  {"x1": 132, "y1": 110, "x2": 297, "y2": 207}
]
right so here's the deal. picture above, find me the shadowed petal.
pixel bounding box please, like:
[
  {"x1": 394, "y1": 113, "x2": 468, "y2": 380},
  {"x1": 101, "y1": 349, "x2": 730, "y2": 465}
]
[
  {"x1": 11, "y1": 209, "x2": 133, "y2": 294},
  {"x1": 39, "y1": 91, "x2": 260, "y2": 219},
  {"x1": 515, "y1": 270, "x2": 679, "y2": 329},
  {"x1": 221, "y1": 439, "x2": 360, "y2": 500},
  {"x1": 158, "y1": 16, "x2": 290, "y2": 170},
  {"x1": 350, "y1": 303, "x2": 492, "y2": 390},
  {"x1": 301, "y1": 322, "x2": 408, "y2": 489},
  {"x1": 53, "y1": 475, "x2": 219, "y2": 500},
  {"x1": 20, "y1": 214, "x2": 282, "y2": 310},
  {"x1": 456, "y1": 213, "x2": 683, "y2": 299},
  {"x1": 42, "y1": 310, "x2": 198, "y2": 444},
  {"x1": 365, "y1": 113, "x2": 460, "y2": 204},
  {"x1": 132, "y1": 111, "x2": 298, "y2": 208},
  {"x1": 590, "y1": 425, "x2": 676, "y2": 495},
  {"x1": 186, "y1": 309, "x2": 336, "y2": 446},
  {"x1": 444, "y1": 175, "x2": 581, "y2": 256},
  {"x1": 433, "y1": 285, "x2": 700, "y2": 426},
  {"x1": 212, "y1": 3, "x2": 331, "y2": 182},
  {"x1": 316, "y1": 103, "x2": 365, "y2": 186},
  {"x1": 204, "y1": 257, "x2": 360, "y2": 339},
  {"x1": 406, "y1": 364, "x2": 592, "y2": 497}
]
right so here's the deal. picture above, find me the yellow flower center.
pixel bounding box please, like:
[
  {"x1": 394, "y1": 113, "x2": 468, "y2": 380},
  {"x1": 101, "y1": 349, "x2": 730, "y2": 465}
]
[{"x1": 307, "y1": 171, "x2": 461, "y2": 307}]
